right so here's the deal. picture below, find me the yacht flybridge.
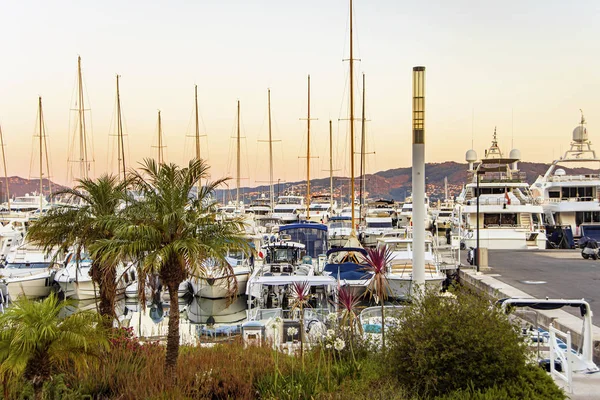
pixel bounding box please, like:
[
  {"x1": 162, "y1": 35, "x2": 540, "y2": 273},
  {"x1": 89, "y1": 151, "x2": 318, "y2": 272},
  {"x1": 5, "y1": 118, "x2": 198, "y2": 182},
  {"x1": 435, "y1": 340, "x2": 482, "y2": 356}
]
[
  {"x1": 531, "y1": 114, "x2": 600, "y2": 243},
  {"x1": 457, "y1": 130, "x2": 546, "y2": 250}
]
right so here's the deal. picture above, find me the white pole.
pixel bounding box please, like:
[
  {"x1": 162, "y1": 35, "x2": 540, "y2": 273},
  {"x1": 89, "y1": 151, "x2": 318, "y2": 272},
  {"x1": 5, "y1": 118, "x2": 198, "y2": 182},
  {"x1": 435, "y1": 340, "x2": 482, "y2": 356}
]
[{"x1": 412, "y1": 66, "x2": 426, "y2": 296}]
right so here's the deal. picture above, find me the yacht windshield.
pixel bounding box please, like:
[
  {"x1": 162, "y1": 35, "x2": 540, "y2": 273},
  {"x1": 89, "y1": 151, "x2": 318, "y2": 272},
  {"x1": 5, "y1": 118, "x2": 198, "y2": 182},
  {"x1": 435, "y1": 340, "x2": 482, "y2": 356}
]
[{"x1": 330, "y1": 221, "x2": 351, "y2": 229}]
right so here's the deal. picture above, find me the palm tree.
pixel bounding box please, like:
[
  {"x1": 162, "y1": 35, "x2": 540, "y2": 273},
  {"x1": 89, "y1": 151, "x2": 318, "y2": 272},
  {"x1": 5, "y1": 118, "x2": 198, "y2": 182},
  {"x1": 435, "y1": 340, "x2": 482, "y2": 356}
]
[
  {"x1": 26, "y1": 175, "x2": 129, "y2": 322},
  {"x1": 93, "y1": 158, "x2": 249, "y2": 382},
  {"x1": 363, "y1": 245, "x2": 393, "y2": 349},
  {"x1": 0, "y1": 293, "x2": 108, "y2": 400}
]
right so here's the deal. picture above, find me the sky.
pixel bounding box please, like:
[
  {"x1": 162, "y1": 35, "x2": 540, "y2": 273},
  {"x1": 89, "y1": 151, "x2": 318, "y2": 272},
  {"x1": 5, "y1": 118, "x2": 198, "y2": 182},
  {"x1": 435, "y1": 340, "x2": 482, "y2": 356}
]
[{"x1": 0, "y1": 0, "x2": 599, "y2": 187}]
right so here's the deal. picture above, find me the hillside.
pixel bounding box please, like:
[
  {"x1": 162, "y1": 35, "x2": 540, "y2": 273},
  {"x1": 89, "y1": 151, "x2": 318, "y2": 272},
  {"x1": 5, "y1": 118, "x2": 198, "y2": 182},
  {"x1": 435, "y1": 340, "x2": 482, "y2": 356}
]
[
  {"x1": 0, "y1": 176, "x2": 66, "y2": 201},
  {"x1": 229, "y1": 161, "x2": 598, "y2": 203}
]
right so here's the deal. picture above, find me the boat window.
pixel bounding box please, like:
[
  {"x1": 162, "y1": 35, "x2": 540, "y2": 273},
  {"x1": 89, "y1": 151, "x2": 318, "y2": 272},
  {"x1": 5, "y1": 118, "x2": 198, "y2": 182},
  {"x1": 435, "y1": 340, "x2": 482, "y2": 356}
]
[
  {"x1": 330, "y1": 221, "x2": 351, "y2": 229},
  {"x1": 274, "y1": 208, "x2": 297, "y2": 214},
  {"x1": 576, "y1": 211, "x2": 600, "y2": 225},
  {"x1": 6, "y1": 262, "x2": 53, "y2": 269},
  {"x1": 367, "y1": 222, "x2": 393, "y2": 228},
  {"x1": 561, "y1": 187, "x2": 594, "y2": 201},
  {"x1": 483, "y1": 213, "x2": 517, "y2": 226},
  {"x1": 549, "y1": 190, "x2": 560, "y2": 199}
]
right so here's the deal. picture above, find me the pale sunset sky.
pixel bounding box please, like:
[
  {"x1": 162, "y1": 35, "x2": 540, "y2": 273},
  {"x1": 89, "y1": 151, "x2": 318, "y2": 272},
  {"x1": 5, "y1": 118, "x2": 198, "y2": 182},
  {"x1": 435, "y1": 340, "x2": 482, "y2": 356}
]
[{"x1": 0, "y1": 0, "x2": 598, "y2": 187}]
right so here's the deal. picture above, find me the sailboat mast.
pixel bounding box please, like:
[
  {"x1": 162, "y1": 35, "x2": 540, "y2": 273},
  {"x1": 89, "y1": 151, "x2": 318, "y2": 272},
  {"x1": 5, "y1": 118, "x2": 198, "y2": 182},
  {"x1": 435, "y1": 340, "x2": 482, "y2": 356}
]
[
  {"x1": 268, "y1": 89, "x2": 274, "y2": 209},
  {"x1": 116, "y1": 74, "x2": 126, "y2": 182},
  {"x1": 38, "y1": 97, "x2": 43, "y2": 212},
  {"x1": 0, "y1": 124, "x2": 9, "y2": 210},
  {"x1": 77, "y1": 56, "x2": 89, "y2": 180},
  {"x1": 349, "y1": 0, "x2": 356, "y2": 233},
  {"x1": 194, "y1": 85, "x2": 202, "y2": 195},
  {"x1": 306, "y1": 75, "x2": 311, "y2": 220},
  {"x1": 236, "y1": 100, "x2": 241, "y2": 207},
  {"x1": 329, "y1": 120, "x2": 333, "y2": 211},
  {"x1": 157, "y1": 110, "x2": 164, "y2": 164},
  {"x1": 194, "y1": 85, "x2": 201, "y2": 161},
  {"x1": 360, "y1": 72, "x2": 366, "y2": 219}
]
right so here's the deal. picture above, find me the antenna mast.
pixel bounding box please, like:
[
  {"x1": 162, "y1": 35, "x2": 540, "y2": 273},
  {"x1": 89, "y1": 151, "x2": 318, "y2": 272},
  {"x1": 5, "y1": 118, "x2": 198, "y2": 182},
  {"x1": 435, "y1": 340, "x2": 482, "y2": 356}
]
[
  {"x1": 116, "y1": 74, "x2": 126, "y2": 182},
  {"x1": 38, "y1": 97, "x2": 44, "y2": 212},
  {"x1": 360, "y1": 72, "x2": 366, "y2": 220},
  {"x1": 236, "y1": 100, "x2": 241, "y2": 207},
  {"x1": 77, "y1": 56, "x2": 89, "y2": 180},
  {"x1": 268, "y1": 89, "x2": 274, "y2": 209},
  {"x1": 0, "y1": 124, "x2": 9, "y2": 210},
  {"x1": 329, "y1": 120, "x2": 334, "y2": 211},
  {"x1": 349, "y1": 0, "x2": 356, "y2": 233},
  {"x1": 157, "y1": 110, "x2": 164, "y2": 164}
]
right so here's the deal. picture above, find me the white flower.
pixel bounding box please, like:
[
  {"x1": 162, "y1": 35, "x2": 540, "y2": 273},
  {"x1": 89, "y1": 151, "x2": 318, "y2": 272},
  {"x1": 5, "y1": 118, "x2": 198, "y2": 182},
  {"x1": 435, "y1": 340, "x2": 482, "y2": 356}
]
[
  {"x1": 326, "y1": 329, "x2": 335, "y2": 339},
  {"x1": 334, "y1": 338, "x2": 345, "y2": 351},
  {"x1": 326, "y1": 343, "x2": 332, "y2": 349},
  {"x1": 326, "y1": 313, "x2": 337, "y2": 323},
  {"x1": 287, "y1": 327, "x2": 298, "y2": 337}
]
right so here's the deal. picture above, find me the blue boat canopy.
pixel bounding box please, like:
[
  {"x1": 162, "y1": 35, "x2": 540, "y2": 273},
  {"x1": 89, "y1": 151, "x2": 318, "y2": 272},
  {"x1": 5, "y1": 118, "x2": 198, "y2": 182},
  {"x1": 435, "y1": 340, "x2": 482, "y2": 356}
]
[{"x1": 279, "y1": 222, "x2": 328, "y2": 232}]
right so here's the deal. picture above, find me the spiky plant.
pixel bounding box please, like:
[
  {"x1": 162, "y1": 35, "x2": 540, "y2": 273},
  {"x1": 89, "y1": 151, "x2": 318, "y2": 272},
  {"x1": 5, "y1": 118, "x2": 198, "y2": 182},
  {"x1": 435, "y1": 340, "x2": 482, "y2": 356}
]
[
  {"x1": 337, "y1": 285, "x2": 362, "y2": 337},
  {"x1": 289, "y1": 280, "x2": 312, "y2": 365},
  {"x1": 0, "y1": 293, "x2": 108, "y2": 400},
  {"x1": 362, "y1": 245, "x2": 393, "y2": 349},
  {"x1": 92, "y1": 158, "x2": 250, "y2": 384}
]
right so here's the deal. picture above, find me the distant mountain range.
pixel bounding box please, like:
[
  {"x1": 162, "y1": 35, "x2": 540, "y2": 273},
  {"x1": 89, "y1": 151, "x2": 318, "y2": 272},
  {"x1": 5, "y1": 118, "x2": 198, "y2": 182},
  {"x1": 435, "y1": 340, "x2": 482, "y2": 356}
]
[
  {"x1": 2, "y1": 161, "x2": 597, "y2": 204},
  {"x1": 0, "y1": 177, "x2": 66, "y2": 201},
  {"x1": 220, "y1": 161, "x2": 598, "y2": 203}
]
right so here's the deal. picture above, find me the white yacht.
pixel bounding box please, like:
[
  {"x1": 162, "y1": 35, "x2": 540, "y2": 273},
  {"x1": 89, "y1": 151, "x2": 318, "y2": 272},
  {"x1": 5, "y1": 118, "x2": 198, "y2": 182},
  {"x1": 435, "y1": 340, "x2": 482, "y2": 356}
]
[
  {"x1": 7, "y1": 194, "x2": 49, "y2": 213},
  {"x1": 457, "y1": 130, "x2": 546, "y2": 250},
  {"x1": 189, "y1": 255, "x2": 251, "y2": 299},
  {"x1": 531, "y1": 114, "x2": 600, "y2": 244},
  {"x1": 359, "y1": 212, "x2": 403, "y2": 248},
  {"x1": 54, "y1": 254, "x2": 137, "y2": 300},
  {"x1": 246, "y1": 241, "x2": 314, "y2": 305},
  {"x1": 396, "y1": 196, "x2": 433, "y2": 230},
  {"x1": 328, "y1": 216, "x2": 353, "y2": 248},
  {"x1": 271, "y1": 195, "x2": 305, "y2": 224},
  {"x1": 431, "y1": 200, "x2": 455, "y2": 232},
  {"x1": 0, "y1": 243, "x2": 60, "y2": 299},
  {"x1": 377, "y1": 237, "x2": 446, "y2": 299},
  {"x1": 246, "y1": 194, "x2": 272, "y2": 217},
  {"x1": 300, "y1": 194, "x2": 336, "y2": 223}
]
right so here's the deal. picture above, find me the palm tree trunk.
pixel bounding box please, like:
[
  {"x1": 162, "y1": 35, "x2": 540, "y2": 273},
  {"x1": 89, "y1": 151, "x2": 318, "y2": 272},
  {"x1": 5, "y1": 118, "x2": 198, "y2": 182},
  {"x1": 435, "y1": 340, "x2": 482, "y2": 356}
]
[
  {"x1": 98, "y1": 264, "x2": 116, "y2": 326},
  {"x1": 164, "y1": 279, "x2": 181, "y2": 384}
]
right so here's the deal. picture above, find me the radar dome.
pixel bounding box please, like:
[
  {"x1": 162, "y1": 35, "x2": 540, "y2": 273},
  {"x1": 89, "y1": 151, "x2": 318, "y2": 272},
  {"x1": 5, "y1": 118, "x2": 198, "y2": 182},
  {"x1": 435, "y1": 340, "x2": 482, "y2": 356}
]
[
  {"x1": 555, "y1": 168, "x2": 566, "y2": 176},
  {"x1": 509, "y1": 148, "x2": 521, "y2": 160},
  {"x1": 465, "y1": 149, "x2": 477, "y2": 162},
  {"x1": 573, "y1": 126, "x2": 588, "y2": 143}
]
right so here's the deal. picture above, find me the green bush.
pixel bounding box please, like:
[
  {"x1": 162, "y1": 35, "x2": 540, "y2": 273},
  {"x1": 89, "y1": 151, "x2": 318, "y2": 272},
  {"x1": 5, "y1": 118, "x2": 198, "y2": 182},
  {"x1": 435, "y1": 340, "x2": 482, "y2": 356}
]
[
  {"x1": 386, "y1": 288, "x2": 563, "y2": 398},
  {"x1": 433, "y1": 365, "x2": 565, "y2": 400}
]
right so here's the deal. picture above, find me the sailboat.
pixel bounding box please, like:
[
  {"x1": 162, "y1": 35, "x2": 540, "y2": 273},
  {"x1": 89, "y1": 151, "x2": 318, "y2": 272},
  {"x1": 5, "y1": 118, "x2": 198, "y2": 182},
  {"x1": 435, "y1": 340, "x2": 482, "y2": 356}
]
[{"x1": 1, "y1": 97, "x2": 60, "y2": 299}]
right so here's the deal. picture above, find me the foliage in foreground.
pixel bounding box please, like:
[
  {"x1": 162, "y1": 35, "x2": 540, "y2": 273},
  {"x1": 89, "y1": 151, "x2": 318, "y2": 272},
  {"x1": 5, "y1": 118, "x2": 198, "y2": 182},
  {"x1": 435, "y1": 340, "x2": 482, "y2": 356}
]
[
  {"x1": 0, "y1": 294, "x2": 108, "y2": 400},
  {"x1": 0, "y1": 287, "x2": 566, "y2": 399},
  {"x1": 386, "y1": 287, "x2": 566, "y2": 399}
]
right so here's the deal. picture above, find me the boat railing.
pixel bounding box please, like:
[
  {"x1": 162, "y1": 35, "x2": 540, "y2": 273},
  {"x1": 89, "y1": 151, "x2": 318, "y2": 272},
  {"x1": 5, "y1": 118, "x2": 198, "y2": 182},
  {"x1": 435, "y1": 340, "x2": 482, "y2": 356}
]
[
  {"x1": 472, "y1": 197, "x2": 524, "y2": 206},
  {"x1": 547, "y1": 174, "x2": 600, "y2": 182},
  {"x1": 544, "y1": 197, "x2": 597, "y2": 204},
  {"x1": 483, "y1": 223, "x2": 530, "y2": 229}
]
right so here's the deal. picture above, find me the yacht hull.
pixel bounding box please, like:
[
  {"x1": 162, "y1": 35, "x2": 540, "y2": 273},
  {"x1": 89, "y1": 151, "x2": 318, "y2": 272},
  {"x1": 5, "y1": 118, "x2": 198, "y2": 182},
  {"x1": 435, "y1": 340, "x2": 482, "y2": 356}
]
[
  {"x1": 190, "y1": 272, "x2": 249, "y2": 299},
  {"x1": 4, "y1": 274, "x2": 53, "y2": 299}
]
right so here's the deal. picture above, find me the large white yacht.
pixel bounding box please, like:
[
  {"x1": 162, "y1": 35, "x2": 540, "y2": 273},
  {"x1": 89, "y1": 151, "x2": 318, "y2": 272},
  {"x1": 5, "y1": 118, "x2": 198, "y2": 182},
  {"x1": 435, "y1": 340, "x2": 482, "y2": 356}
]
[
  {"x1": 271, "y1": 195, "x2": 305, "y2": 224},
  {"x1": 456, "y1": 130, "x2": 546, "y2": 250},
  {"x1": 245, "y1": 194, "x2": 272, "y2": 217},
  {"x1": 531, "y1": 115, "x2": 600, "y2": 244},
  {"x1": 396, "y1": 196, "x2": 433, "y2": 230}
]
